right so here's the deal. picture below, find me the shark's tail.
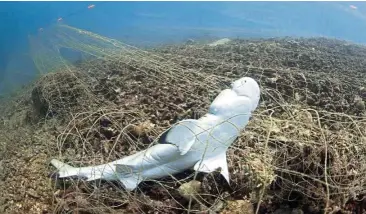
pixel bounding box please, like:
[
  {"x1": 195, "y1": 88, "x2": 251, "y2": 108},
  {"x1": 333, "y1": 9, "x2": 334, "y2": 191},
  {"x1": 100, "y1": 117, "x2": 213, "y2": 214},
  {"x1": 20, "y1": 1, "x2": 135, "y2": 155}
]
[
  {"x1": 50, "y1": 159, "x2": 80, "y2": 178},
  {"x1": 51, "y1": 159, "x2": 142, "y2": 191}
]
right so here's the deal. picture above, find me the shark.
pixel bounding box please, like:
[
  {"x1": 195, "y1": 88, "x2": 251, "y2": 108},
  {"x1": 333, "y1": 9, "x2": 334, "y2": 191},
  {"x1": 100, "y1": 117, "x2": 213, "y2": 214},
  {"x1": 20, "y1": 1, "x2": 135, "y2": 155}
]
[{"x1": 50, "y1": 76, "x2": 260, "y2": 191}]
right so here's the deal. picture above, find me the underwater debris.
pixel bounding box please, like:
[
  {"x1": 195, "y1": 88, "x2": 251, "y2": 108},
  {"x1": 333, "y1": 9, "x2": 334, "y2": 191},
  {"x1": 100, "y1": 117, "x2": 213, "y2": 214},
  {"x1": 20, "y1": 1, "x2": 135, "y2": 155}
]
[
  {"x1": 3, "y1": 26, "x2": 366, "y2": 213},
  {"x1": 50, "y1": 77, "x2": 260, "y2": 191},
  {"x1": 178, "y1": 180, "x2": 202, "y2": 200},
  {"x1": 87, "y1": 4, "x2": 95, "y2": 9},
  {"x1": 209, "y1": 38, "x2": 231, "y2": 47}
]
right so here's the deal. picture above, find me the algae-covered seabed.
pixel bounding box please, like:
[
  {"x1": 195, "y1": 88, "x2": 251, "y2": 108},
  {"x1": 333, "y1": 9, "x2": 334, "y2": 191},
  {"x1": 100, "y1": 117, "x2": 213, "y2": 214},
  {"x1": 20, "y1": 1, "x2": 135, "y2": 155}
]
[{"x1": 1, "y1": 35, "x2": 366, "y2": 214}]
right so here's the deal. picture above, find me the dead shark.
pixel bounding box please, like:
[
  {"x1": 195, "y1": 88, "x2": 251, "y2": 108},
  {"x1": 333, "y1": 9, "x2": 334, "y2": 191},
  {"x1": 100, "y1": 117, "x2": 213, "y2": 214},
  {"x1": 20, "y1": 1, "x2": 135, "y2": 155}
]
[{"x1": 50, "y1": 76, "x2": 260, "y2": 191}]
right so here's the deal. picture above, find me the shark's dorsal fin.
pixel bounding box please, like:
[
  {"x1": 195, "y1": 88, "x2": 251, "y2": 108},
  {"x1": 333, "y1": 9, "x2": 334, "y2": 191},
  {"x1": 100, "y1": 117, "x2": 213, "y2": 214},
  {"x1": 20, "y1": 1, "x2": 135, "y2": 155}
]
[
  {"x1": 193, "y1": 152, "x2": 230, "y2": 184},
  {"x1": 162, "y1": 119, "x2": 202, "y2": 155}
]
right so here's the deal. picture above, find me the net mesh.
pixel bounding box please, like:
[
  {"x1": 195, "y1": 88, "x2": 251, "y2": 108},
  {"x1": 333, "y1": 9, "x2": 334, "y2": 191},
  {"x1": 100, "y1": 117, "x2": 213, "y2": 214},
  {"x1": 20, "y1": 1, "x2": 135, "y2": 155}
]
[{"x1": 0, "y1": 24, "x2": 366, "y2": 213}]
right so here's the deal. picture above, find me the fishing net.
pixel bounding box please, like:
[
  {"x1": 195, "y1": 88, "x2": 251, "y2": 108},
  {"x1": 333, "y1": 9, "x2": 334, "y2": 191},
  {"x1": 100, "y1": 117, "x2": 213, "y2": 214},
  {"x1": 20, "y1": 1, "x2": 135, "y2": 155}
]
[{"x1": 1, "y1": 24, "x2": 366, "y2": 213}]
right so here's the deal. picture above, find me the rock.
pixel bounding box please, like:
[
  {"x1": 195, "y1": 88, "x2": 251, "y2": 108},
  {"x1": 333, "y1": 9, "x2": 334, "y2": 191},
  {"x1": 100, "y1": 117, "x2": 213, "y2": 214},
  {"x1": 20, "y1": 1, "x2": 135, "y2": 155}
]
[
  {"x1": 220, "y1": 200, "x2": 254, "y2": 214},
  {"x1": 330, "y1": 122, "x2": 342, "y2": 131},
  {"x1": 273, "y1": 208, "x2": 304, "y2": 214},
  {"x1": 306, "y1": 96, "x2": 316, "y2": 105},
  {"x1": 31, "y1": 85, "x2": 49, "y2": 116},
  {"x1": 178, "y1": 180, "x2": 201, "y2": 200},
  {"x1": 130, "y1": 121, "x2": 155, "y2": 136},
  {"x1": 354, "y1": 100, "x2": 365, "y2": 111},
  {"x1": 210, "y1": 200, "x2": 225, "y2": 213},
  {"x1": 359, "y1": 87, "x2": 366, "y2": 98},
  {"x1": 186, "y1": 39, "x2": 195, "y2": 45},
  {"x1": 26, "y1": 189, "x2": 40, "y2": 199},
  {"x1": 273, "y1": 208, "x2": 292, "y2": 214},
  {"x1": 209, "y1": 38, "x2": 231, "y2": 47},
  {"x1": 291, "y1": 208, "x2": 304, "y2": 214}
]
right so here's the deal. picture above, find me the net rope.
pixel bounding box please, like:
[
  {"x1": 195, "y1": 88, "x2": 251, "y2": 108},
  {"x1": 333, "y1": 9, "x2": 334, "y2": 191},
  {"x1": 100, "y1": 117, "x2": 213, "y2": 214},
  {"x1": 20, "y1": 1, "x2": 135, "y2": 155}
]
[{"x1": 0, "y1": 24, "x2": 366, "y2": 213}]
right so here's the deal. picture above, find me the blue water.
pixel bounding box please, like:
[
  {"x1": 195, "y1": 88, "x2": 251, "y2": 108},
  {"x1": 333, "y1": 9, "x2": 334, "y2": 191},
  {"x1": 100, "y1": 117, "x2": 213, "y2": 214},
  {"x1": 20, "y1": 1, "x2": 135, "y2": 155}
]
[{"x1": 1, "y1": 1, "x2": 366, "y2": 94}]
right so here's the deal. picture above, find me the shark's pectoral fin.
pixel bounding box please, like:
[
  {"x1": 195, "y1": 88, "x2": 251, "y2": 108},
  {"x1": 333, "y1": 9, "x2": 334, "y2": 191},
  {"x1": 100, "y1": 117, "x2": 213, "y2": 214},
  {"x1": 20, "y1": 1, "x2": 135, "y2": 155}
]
[
  {"x1": 115, "y1": 164, "x2": 142, "y2": 191},
  {"x1": 193, "y1": 152, "x2": 230, "y2": 184},
  {"x1": 178, "y1": 138, "x2": 196, "y2": 155},
  {"x1": 161, "y1": 119, "x2": 201, "y2": 156}
]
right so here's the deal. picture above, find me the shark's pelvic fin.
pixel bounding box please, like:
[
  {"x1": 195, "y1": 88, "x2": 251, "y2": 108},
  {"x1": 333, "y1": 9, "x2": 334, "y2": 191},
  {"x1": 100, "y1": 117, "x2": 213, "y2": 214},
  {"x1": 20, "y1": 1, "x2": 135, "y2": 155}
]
[
  {"x1": 193, "y1": 152, "x2": 230, "y2": 184},
  {"x1": 115, "y1": 164, "x2": 142, "y2": 191},
  {"x1": 118, "y1": 176, "x2": 140, "y2": 191}
]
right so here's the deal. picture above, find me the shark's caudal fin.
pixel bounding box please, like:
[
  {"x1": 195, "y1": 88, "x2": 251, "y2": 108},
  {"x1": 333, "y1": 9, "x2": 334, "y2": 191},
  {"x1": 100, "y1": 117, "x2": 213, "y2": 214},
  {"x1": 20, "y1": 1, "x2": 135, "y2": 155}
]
[
  {"x1": 50, "y1": 159, "x2": 78, "y2": 178},
  {"x1": 193, "y1": 152, "x2": 230, "y2": 184},
  {"x1": 51, "y1": 159, "x2": 106, "y2": 181}
]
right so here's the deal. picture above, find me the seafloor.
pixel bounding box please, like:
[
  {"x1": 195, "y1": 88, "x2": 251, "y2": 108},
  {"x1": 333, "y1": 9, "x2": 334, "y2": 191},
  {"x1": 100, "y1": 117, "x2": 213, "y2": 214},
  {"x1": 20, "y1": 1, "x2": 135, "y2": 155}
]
[{"x1": 0, "y1": 37, "x2": 366, "y2": 214}]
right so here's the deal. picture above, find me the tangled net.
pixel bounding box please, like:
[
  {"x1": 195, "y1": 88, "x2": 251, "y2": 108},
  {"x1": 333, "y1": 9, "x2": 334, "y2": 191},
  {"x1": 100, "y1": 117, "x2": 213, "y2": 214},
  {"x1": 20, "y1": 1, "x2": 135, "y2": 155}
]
[{"x1": 1, "y1": 24, "x2": 366, "y2": 214}]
